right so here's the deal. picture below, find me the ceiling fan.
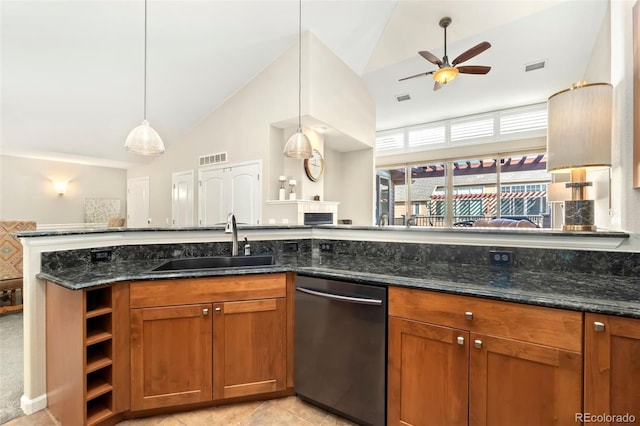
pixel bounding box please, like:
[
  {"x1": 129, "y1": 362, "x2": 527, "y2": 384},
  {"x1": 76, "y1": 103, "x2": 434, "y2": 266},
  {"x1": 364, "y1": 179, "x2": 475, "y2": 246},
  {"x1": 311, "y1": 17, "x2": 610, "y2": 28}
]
[{"x1": 399, "y1": 17, "x2": 491, "y2": 91}]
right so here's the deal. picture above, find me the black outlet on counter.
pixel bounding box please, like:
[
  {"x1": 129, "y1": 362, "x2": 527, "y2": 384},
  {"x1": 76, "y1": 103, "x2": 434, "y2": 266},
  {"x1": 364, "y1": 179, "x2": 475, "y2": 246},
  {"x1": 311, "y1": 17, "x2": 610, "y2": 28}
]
[
  {"x1": 91, "y1": 249, "x2": 113, "y2": 262},
  {"x1": 319, "y1": 243, "x2": 333, "y2": 253},
  {"x1": 283, "y1": 242, "x2": 299, "y2": 253},
  {"x1": 490, "y1": 250, "x2": 513, "y2": 266}
]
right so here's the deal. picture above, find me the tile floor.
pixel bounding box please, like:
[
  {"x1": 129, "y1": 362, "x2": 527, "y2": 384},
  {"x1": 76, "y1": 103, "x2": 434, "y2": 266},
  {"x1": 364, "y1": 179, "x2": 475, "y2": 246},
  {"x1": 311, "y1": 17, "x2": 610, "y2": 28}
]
[{"x1": 4, "y1": 397, "x2": 359, "y2": 426}]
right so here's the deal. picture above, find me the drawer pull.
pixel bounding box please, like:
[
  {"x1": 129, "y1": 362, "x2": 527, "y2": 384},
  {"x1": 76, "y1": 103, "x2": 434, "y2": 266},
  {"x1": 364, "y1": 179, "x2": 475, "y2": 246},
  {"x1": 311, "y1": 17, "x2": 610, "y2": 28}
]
[
  {"x1": 203, "y1": 308, "x2": 209, "y2": 316},
  {"x1": 593, "y1": 321, "x2": 605, "y2": 332},
  {"x1": 474, "y1": 339, "x2": 483, "y2": 349},
  {"x1": 465, "y1": 311, "x2": 473, "y2": 320},
  {"x1": 215, "y1": 307, "x2": 222, "y2": 313},
  {"x1": 457, "y1": 336, "x2": 465, "y2": 345}
]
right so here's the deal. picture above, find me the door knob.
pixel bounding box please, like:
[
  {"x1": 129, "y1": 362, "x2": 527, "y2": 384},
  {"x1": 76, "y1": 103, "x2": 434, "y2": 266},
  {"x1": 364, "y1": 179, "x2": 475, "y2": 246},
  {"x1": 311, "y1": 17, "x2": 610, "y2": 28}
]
[
  {"x1": 465, "y1": 311, "x2": 473, "y2": 320},
  {"x1": 215, "y1": 307, "x2": 222, "y2": 313},
  {"x1": 593, "y1": 321, "x2": 605, "y2": 332},
  {"x1": 457, "y1": 336, "x2": 465, "y2": 345},
  {"x1": 474, "y1": 339, "x2": 483, "y2": 349},
  {"x1": 203, "y1": 308, "x2": 209, "y2": 315}
]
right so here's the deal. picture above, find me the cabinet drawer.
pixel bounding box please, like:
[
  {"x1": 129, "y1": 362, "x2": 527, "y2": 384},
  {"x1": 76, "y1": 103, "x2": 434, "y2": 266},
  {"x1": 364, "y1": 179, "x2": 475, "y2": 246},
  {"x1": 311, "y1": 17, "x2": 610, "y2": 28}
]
[
  {"x1": 389, "y1": 287, "x2": 582, "y2": 352},
  {"x1": 130, "y1": 273, "x2": 286, "y2": 308}
]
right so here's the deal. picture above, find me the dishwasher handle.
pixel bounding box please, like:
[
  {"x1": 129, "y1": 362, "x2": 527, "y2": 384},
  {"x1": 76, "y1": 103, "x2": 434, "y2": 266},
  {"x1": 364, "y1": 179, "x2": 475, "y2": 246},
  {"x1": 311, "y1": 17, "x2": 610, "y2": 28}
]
[{"x1": 296, "y1": 286, "x2": 383, "y2": 306}]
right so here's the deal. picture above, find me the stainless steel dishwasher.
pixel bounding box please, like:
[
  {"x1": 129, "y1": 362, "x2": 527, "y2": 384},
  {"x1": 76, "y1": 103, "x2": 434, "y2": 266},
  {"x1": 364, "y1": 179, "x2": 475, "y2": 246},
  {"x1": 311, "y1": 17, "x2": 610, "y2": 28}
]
[{"x1": 295, "y1": 276, "x2": 387, "y2": 426}]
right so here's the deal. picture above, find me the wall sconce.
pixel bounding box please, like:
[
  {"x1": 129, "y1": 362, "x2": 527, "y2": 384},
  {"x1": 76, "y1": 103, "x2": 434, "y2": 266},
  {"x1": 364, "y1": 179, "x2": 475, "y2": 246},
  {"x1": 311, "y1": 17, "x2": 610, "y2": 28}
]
[
  {"x1": 53, "y1": 181, "x2": 68, "y2": 196},
  {"x1": 547, "y1": 82, "x2": 612, "y2": 231}
]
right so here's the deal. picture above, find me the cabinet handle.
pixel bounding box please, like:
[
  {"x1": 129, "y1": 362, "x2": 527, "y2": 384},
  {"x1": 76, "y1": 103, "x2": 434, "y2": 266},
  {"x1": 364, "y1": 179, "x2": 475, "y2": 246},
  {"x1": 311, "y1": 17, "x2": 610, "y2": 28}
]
[
  {"x1": 474, "y1": 339, "x2": 482, "y2": 349},
  {"x1": 457, "y1": 336, "x2": 465, "y2": 345},
  {"x1": 593, "y1": 321, "x2": 606, "y2": 332},
  {"x1": 203, "y1": 308, "x2": 209, "y2": 315},
  {"x1": 465, "y1": 311, "x2": 473, "y2": 320},
  {"x1": 215, "y1": 307, "x2": 222, "y2": 313}
]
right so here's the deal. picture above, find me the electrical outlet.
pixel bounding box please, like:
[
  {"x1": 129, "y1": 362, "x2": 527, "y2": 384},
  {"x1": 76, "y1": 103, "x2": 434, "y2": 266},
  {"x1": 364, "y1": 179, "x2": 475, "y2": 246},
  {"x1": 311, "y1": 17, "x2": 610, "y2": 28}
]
[
  {"x1": 91, "y1": 249, "x2": 112, "y2": 262},
  {"x1": 489, "y1": 250, "x2": 513, "y2": 266},
  {"x1": 283, "y1": 241, "x2": 299, "y2": 253},
  {"x1": 319, "y1": 242, "x2": 333, "y2": 253}
]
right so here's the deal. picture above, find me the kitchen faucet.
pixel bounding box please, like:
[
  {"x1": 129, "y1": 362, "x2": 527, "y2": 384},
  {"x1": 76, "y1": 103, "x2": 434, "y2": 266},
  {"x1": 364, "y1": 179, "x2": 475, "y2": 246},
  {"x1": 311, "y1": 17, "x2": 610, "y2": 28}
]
[{"x1": 225, "y1": 213, "x2": 238, "y2": 256}]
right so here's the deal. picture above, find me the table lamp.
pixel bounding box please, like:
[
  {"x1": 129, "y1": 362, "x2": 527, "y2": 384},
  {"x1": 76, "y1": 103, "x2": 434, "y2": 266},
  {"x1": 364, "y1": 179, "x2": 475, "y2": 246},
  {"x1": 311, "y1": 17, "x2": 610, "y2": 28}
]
[{"x1": 547, "y1": 82, "x2": 612, "y2": 231}]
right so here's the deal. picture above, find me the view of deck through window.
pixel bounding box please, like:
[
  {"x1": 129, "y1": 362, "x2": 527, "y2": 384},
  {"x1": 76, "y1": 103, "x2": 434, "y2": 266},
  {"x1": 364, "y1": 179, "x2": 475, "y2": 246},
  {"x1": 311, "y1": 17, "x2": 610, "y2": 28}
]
[{"x1": 376, "y1": 153, "x2": 551, "y2": 227}]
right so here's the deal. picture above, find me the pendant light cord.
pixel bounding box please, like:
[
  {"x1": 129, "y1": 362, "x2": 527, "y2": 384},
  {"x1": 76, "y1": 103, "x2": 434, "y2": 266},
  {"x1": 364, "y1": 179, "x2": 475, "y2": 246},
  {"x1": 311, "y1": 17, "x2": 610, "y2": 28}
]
[
  {"x1": 143, "y1": 0, "x2": 148, "y2": 121},
  {"x1": 297, "y1": 0, "x2": 302, "y2": 129}
]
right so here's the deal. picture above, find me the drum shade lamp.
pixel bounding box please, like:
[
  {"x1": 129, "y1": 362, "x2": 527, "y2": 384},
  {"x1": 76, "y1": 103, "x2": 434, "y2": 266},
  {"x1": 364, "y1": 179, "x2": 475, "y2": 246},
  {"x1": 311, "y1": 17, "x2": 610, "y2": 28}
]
[{"x1": 546, "y1": 82, "x2": 612, "y2": 231}]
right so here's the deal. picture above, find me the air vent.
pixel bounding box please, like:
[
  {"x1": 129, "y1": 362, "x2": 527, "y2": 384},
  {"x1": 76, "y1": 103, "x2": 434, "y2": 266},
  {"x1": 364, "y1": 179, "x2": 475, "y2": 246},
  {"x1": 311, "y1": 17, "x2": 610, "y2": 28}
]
[
  {"x1": 396, "y1": 94, "x2": 411, "y2": 102},
  {"x1": 199, "y1": 152, "x2": 227, "y2": 166},
  {"x1": 525, "y1": 61, "x2": 545, "y2": 72}
]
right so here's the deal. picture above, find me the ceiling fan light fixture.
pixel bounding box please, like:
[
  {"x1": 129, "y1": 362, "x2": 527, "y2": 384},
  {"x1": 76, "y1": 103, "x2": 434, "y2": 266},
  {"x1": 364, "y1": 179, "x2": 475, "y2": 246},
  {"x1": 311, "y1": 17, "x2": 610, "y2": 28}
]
[
  {"x1": 433, "y1": 66, "x2": 459, "y2": 84},
  {"x1": 125, "y1": 120, "x2": 165, "y2": 155}
]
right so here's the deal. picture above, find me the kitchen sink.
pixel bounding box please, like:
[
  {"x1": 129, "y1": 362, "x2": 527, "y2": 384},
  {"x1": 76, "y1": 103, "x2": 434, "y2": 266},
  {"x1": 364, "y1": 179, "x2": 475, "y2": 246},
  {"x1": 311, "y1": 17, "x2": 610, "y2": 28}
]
[{"x1": 151, "y1": 255, "x2": 274, "y2": 272}]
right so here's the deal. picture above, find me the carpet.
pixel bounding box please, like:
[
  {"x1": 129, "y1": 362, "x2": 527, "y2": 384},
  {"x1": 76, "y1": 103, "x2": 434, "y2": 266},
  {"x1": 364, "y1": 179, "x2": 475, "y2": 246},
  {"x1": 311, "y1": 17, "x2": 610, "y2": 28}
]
[{"x1": 0, "y1": 311, "x2": 24, "y2": 424}]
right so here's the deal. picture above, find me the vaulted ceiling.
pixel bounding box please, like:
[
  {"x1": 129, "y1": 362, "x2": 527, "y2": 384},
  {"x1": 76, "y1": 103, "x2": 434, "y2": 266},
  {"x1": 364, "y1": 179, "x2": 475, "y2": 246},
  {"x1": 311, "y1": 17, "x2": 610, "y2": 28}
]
[{"x1": 0, "y1": 0, "x2": 608, "y2": 168}]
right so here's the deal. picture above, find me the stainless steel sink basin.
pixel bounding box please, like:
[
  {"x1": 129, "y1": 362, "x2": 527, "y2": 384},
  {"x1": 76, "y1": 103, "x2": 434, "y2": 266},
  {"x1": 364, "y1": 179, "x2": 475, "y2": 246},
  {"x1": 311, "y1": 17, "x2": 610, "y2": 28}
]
[{"x1": 151, "y1": 255, "x2": 274, "y2": 272}]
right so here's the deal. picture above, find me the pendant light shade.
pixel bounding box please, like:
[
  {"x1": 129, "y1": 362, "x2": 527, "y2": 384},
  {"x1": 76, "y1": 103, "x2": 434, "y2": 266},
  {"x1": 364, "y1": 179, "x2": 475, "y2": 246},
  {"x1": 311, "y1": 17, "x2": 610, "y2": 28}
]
[
  {"x1": 125, "y1": 120, "x2": 165, "y2": 155},
  {"x1": 125, "y1": 0, "x2": 165, "y2": 155},
  {"x1": 283, "y1": 0, "x2": 312, "y2": 159},
  {"x1": 284, "y1": 129, "x2": 313, "y2": 159}
]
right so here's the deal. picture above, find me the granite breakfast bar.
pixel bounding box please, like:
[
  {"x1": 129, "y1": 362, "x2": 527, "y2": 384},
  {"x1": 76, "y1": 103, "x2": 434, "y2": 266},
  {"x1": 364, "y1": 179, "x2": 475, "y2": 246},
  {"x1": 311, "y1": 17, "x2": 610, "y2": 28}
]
[{"x1": 16, "y1": 225, "x2": 640, "y2": 424}]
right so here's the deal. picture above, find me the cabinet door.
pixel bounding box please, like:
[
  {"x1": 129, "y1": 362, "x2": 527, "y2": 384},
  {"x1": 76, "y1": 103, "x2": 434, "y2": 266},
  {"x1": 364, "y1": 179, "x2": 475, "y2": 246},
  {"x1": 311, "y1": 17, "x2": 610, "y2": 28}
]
[
  {"x1": 469, "y1": 333, "x2": 582, "y2": 426},
  {"x1": 130, "y1": 304, "x2": 212, "y2": 411},
  {"x1": 213, "y1": 298, "x2": 286, "y2": 399},
  {"x1": 585, "y1": 314, "x2": 640, "y2": 424},
  {"x1": 388, "y1": 317, "x2": 469, "y2": 426}
]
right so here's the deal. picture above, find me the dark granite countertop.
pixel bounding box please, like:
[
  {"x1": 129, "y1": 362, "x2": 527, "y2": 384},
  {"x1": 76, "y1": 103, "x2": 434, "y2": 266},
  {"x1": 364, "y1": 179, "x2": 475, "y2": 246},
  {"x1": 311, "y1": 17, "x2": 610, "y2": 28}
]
[
  {"x1": 16, "y1": 224, "x2": 629, "y2": 238},
  {"x1": 38, "y1": 256, "x2": 640, "y2": 319}
]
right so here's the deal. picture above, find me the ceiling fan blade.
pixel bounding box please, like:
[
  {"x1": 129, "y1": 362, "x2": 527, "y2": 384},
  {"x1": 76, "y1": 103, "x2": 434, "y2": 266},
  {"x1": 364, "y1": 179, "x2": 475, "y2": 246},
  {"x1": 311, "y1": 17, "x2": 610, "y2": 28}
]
[
  {"x1": 457, "y1": 65, "x2": 491, "y2": 75},
  {"x1": 451, "y1": 41, "x2": 491, "y2": 66},
  {"x1": 399, "y1": 71, "x2": 434, "y2": 82},
  {"x1": 433, "y1": 81, "x2": 443, "y2": 91},
  {"x1": 419, "y1": 51, "x2": 443, "y2": 67}
]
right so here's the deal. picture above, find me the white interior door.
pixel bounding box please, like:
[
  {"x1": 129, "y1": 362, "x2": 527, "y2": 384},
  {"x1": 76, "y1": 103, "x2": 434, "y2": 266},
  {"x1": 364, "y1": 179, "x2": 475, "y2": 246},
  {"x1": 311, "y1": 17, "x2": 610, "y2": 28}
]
[
  {"x1": 171, "y1": 170, "x2": 194, "y2": 227},
  {"x1": 198, "y1": 168, "x2": 226, "y2": 226},
  {"x1": 229, "y1": 163, "x2": 261, "y2": 225},
  {"x1": 198, "y1": 161, "x2": 261, "y2": 226},
  {"x1": 127, "y1": 176, "x2": 150, "y2": 228}
]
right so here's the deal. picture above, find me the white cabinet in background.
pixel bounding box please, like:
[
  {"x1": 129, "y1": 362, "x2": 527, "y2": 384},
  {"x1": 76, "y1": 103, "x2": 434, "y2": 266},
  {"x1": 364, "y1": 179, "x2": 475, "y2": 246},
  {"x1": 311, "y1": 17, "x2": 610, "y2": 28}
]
[{"x1": 198, "y1": 161, "x2": 261, "y2": 226}]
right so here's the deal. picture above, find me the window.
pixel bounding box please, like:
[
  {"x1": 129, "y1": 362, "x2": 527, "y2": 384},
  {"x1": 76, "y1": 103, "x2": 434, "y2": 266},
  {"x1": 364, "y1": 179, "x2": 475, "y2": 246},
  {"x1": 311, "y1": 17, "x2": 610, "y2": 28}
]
[{"x1": 375, "y1": 152, "x2": 552, "y2": 228}]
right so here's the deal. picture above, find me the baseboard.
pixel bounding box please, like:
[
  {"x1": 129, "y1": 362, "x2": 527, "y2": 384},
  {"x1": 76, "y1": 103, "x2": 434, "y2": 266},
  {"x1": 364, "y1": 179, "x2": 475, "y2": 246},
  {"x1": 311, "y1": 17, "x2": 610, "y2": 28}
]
[{"x1": 20, "y1": 393, "x2": 47, "y2": 415}]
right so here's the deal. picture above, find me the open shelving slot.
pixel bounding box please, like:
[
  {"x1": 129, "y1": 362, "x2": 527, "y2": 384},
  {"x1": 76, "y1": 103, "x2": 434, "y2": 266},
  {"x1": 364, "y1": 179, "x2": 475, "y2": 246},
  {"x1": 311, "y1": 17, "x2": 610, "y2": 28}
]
[{"x1": 84, "y1": 286, "x2": 115, "y2": 425}]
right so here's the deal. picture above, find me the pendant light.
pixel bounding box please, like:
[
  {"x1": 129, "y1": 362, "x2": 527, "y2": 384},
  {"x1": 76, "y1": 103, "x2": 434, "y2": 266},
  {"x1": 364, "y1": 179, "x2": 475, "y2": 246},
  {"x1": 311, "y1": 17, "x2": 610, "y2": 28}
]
[
  {"x1": 125, "y1": 0, "x2": 165, "y2": 155},
  {"x1": 283, "y1": 0, "x2": 312, "y2": 159}
]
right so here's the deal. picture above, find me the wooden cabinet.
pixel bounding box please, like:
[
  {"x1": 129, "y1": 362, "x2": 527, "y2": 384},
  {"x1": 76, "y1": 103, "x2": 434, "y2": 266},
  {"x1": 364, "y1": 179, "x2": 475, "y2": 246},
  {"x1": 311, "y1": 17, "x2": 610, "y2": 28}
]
[
  {"x1": 388, "y1": 317, "x2": 469, "y2": 426},
  {"x1": 130, "y1": 303, "x2": 213, "y2": 411},
  {"x1": 388, "y1": 287, "x2": 583, "y2": 426},
  {"x1": 584, "y1": 313, "x2": 640, "y2": 424},
  {"x1": 129, "y1": 273, "x2": 292, "y2": 411},
  {"x1": 213, "y1": 298, "x2": 287, "y2": 399},
  {"x1": 46, "y1": 283, "x2": 130, "y2": 426}
]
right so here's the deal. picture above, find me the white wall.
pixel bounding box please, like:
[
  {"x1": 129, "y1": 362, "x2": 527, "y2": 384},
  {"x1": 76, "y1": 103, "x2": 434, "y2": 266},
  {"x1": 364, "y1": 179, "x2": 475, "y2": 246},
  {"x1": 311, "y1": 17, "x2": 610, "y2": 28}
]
[
  {"x1": 128, "y1": 32, "x2": 376, "y2": 226},
  {"x1": 610, "y1": 0, "x2": 640, "y2": 234},
  {"x1": 0, "y1": 155, "x2": 126, "y2": 225}
]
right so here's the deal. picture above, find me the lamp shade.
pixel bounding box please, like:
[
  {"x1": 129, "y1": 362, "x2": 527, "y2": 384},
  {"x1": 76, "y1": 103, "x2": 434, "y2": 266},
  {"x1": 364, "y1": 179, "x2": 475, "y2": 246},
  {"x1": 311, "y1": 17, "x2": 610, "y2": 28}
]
[
  {"x1": 125, "y1": 120, "x2": 165, "y2": 155},
  {"x1": 547, "y1": 82, "x2": 612, "y2": 172},
  {"x1": 433, "y1": 67, "x2": 459, "y2": 84},
  {"x1": 283, "y1": 129, "x2": 313, "y2": 159}
]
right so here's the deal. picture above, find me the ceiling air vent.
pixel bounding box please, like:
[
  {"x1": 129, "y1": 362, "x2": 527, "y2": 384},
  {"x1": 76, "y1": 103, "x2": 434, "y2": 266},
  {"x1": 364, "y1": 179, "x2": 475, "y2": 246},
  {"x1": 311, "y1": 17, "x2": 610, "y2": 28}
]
[
  {"x1": 396, "y1": 94, "x2": 411, "y2": 102},
  {"x1": 525, "y1": 61, "x2": 545, "y2": 72},
  {"x1": 199, "y1": 152, "x2": 227, "y2": 166}
]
